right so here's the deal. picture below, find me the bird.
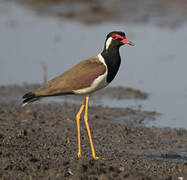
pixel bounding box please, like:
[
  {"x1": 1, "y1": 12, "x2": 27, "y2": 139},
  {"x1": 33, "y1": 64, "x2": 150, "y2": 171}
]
[{"x1": 22, "y1": 31, "x2": 135, "y2": 160}]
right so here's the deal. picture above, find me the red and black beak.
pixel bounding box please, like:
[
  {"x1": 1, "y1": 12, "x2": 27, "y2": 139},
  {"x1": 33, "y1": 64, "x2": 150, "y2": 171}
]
[
  {"x1": 111, "y1": 33, "x2": 135, "y2": 46},
  {"x1": 121, "y1": 38, "x2": 135, "y2": 46}
]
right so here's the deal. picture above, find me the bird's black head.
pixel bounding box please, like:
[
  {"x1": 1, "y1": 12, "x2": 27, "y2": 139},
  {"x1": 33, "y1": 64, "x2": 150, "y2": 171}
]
[{"x1": 104, "y1": 31, "x2": 135, "y2": 51}]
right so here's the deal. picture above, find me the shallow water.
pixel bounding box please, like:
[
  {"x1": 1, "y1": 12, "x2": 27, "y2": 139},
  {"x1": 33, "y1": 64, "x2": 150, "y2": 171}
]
[{"x1": 0, "y1": 1, "x2": 187, "y2": 129}]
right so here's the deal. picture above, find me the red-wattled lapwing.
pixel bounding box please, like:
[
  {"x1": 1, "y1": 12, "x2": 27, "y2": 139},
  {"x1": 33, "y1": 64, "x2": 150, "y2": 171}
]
[{"x1": 22, "y1": 31, "x2": 134, "y2": 160}]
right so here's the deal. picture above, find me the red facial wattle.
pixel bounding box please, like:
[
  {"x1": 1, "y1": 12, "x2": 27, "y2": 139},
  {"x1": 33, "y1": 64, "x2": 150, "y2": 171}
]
[{"x1": 111, "y1": 33, "x2": 135, "y2": 46}]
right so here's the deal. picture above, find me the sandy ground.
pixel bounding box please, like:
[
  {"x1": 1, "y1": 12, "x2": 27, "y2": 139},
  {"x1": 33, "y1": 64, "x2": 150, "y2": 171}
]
[{"x1": 0, "y1": 85, "x2": 187, "y2": 179}]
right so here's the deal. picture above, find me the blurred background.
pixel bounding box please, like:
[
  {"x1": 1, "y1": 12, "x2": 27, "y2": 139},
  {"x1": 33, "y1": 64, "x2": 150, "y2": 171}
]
[{"x1": 0, "y1": 0, "x2": 187, "y2": 129}]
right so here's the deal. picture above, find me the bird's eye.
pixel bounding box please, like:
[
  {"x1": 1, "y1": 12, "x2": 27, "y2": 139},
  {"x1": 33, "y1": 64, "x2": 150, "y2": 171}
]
[{"x1": 111, "y1": 34, "x2": 118, "y2": 40}]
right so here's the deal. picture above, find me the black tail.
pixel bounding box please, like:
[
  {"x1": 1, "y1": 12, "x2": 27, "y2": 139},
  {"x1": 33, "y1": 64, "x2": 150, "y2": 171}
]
[{"x1": 22, "y1": 92, "x2": 40, "y2": 107}]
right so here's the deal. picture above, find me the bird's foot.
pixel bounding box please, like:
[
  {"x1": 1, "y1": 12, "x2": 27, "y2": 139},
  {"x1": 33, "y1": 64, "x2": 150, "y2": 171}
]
[
  {"x1": 77, "y1": 152, "x2": 82, "y2": 158},
  {"x1": 93, "y1": 156, "x2": 100, "y2": 160}
]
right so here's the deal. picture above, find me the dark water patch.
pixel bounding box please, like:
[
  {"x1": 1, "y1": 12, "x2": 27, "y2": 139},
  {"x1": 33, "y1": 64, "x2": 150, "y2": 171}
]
[
  {"x1": 96, "y1": 86, "x2": 148, "y2": 100},
  {"x1": 126, "y1": 149, "x2": 187, "y2": 164}
]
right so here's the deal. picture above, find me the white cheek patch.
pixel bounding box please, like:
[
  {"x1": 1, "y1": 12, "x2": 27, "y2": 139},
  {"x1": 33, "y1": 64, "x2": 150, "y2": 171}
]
[{"x1": 105, "y1": 37, "x2": 113, "y2": 50}]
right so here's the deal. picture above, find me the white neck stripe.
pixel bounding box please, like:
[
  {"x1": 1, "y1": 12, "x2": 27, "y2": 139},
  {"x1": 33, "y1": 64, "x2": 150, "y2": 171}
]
[{"x1": 105, "y1": 37, "x2": 112, "y2": 50}]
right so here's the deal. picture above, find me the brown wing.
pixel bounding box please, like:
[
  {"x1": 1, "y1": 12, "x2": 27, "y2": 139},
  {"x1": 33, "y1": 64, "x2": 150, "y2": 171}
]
[{"x1": 34, "y1": 56, "x2": 106, "y2": 97}]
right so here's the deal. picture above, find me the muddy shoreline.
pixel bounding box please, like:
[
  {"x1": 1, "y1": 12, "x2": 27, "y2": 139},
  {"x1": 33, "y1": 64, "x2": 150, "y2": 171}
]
[
  {"x1": 16, "y1": 0, "x2": 187, "y2": 27},
  {"x1": 0, "y1": 85, "x2": 186, "y2": 179},
  {"x1": 0, "y1": 84, "x2": 148, "y2": 104}
]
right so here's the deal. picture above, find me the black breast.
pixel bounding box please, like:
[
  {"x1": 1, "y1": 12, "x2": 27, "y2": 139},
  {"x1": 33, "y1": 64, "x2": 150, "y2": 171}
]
[{"x1": 101, "y1": 50, "x2": 121, "y2": 83}]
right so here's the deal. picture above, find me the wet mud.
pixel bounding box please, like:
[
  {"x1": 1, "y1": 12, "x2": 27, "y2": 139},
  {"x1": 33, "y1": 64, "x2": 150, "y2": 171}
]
[{"x1": 0, "y1": 85, "x2": 187, "y2": 179}]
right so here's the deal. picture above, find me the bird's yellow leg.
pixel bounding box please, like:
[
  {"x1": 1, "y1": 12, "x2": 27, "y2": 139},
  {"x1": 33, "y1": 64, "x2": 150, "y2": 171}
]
[
  {"x1": 76, "y1": 100, "x2": 85, "y2": 158},
  {"x1": 84, "y1": 96, "x2": 99, "y2": 160}
]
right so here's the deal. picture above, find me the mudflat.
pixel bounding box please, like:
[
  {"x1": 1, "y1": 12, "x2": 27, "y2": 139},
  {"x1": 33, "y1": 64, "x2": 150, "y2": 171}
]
[{"x1": 0, "y1": 85, "x2": 186, "y2": 179}]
